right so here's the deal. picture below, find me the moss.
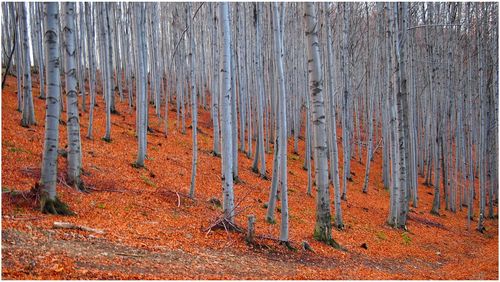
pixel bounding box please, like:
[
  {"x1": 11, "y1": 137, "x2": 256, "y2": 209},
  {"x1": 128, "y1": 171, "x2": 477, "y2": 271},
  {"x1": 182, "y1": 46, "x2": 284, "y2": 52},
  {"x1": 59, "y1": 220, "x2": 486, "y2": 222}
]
[
  {"x1": 313, "y1": 226, "x2": 326, "y2": 241},
  {"x1": 8, "y1": 147, "x2": 33, "y2": 154},
  {"x1": 41, "y1": 196, "x2": 74, "y2": 216},
  {"x1": 233, "y1": 176, "x2": 241, "y2": 184},
  {"x1": 313, "y1": 227, "x2": 344, "y2": 250},
  {"x1": 67, "y1": 176, "x2": 87, "y2": 192},
  {"x1": 430, "y1": 209, "x2": 440, "y2": 216},
  {"x1": 334, "y1": 221, "x2": 345, "y2": 231},
  {"x1": 327, "y1": 239, "x2": 344, "y2": 250},
  {"x1": 402, "y1": 232, "x2": 412, "y2": 245},
  {"x1": 131, "y1": 162, "x2": 144, "y2": 169},
  {"x1": 140, "y1": 175, "x2": 156, "y2": 188},
  {"x1": 266, "y1": 217, "x2": 276, "y2": 224},
  {"x1": 101, "y1": 137, "x2": 112, "y2": 143},
  {"x1": 376, "y1": 231, "x2": 387, "y2": 241},
  {"x1": 280, "y1": 241, "x2": 297, "y2": 251}
]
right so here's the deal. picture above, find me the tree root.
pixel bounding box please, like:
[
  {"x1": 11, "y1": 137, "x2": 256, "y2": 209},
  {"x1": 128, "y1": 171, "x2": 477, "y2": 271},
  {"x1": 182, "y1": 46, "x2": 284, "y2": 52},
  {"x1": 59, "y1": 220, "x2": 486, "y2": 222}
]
[
  {"x1": 131, "y1": 162, "x2": 144, "y2": 169},
  {"x1": 41, "y1": 196, "x2": 74, "y2": 215},
  {"x1": 204, "y1": 217, "x2": 243, "y2": 234},
  {"x1": 279, "y1": 241, "x2": 297, "y2": 251}
]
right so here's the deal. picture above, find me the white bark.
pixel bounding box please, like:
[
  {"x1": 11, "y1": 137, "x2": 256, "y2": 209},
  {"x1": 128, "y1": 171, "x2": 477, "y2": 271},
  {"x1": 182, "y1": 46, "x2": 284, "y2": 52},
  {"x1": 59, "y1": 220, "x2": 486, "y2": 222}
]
[
  {"x1": 304, "y1": 2, "x2": 333, "y2": 243},
  {"x1": 188, "y1": 3, "x2": 198, "y2": 199},
  {"x1": 211, "y1": 3, "x2": 221, "y2": 156},
  {"x1": 325, "y1": 2, "x2": 343, "y2": 229},
  {"x1": 252, "y1": 2, "x2": 267, "y2": 178},
  {"x1": 63, "y1": 2, "x2": 83, "y2": 189},
  {"x1": 272, "y1": 2, "x2": 289, "y2": 243},
  {"x1": 40, "y1": 2, "x2": 61, "y2": 201},
  {"x1": 20, "y1": 3, "x2": 35, "y2": 127},
  {"x1": 220, "y1": 2, "x2": 235, "y2": 222}
]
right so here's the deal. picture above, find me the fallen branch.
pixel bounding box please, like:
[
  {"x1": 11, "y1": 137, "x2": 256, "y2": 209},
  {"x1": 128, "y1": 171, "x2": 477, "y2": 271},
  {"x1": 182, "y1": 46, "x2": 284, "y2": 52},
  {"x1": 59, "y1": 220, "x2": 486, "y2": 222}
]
[
  {"x1": 3, "y1": 216, "x2": 42, "y2": 221},
  {"x1": 87, "y1": 186, "x2": 141, "y2": 194},
  {"x1": 132, "y1": 203, "x2": 156, "y2": 211},
  {"x1": 156, "y1": 188, "x2": 194, "y2": 205},
  {"x1": 53, "y1": 221, "x2": 105, "y2": 234},
  {"x1": 115, "y1": 252, "x2": 145, "y2": 258}
]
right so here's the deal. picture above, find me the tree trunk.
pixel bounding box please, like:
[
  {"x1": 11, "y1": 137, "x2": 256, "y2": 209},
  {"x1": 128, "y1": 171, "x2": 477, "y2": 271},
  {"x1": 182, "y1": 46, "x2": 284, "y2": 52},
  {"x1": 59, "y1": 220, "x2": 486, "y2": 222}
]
[
  {"x1": 220, "y1": 2, "x2": 235, "y2": 222},
  {"x1": 63, "y1": 2, "x2": 84, "y2": 190},
  {"x1": 20, "y1": 3, "x2": 36, "y2": 127},
  {"x1": 304, "y1": 2, "x2": 333, "y2": 244},
  {"x1": 39, "y1": 2, "x2": 72, "y2": 215}
]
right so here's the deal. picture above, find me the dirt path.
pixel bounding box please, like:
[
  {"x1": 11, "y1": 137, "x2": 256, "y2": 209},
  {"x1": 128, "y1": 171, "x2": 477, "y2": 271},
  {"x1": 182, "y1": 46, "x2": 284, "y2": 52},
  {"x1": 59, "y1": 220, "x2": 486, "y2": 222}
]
[
  {"x1": 2, "y1": 228, "x2": 292, "y2": 279},
  {"x1": 2, "y1": 227, "x2": 456, "y2": 279}
]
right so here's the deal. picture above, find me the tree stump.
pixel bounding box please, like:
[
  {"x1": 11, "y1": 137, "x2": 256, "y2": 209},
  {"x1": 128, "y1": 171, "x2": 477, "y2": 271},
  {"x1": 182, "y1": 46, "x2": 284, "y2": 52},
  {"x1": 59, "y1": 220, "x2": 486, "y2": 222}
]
[{"x1": 246, "y1": 215, "x2": 255, "y2": 243}]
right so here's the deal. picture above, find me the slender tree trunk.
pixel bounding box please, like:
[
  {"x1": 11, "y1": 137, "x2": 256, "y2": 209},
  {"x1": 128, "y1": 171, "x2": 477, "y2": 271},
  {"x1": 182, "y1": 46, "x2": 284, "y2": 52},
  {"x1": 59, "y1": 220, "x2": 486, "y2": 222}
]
[
  {"x1": 103, "y1": 4, "x2": 112, "y2": 142},
  {"x1": 220, "y1": 2, "x2": 235, "y2": 222},
  {"x1": 189, "y1": 3, "x2": 198, "y2": 199},
  {"x1": 304, "y1": 2, "x2": 334, "y2": 244},
  {"x1": 39, "y1": 2, "x2": 72, "y2": 215},
  {"x1": 252, "y1": 2, "x2": 267, "y2": 178},
  {"x1": 340, "y1": 3, "x2": 351, "y2": 201},
  {"x1": 272, "y1": 2, "x2": 289, "y2": 243},
  {"x1": 324, "y1": 2, "x2": 343, "y2": 229},
  {"x1": 63, "y1": 2, "x2": 84, "y2": 190},
  {"x1": 86, "y1": 3, "x2": 96, "y2": 139},
  {"x1": 20, "y1": 3, "x2": 36, "y2": 127},
  {"x1": 211, "y1": 4, "x2": 221, "y2": 156}
]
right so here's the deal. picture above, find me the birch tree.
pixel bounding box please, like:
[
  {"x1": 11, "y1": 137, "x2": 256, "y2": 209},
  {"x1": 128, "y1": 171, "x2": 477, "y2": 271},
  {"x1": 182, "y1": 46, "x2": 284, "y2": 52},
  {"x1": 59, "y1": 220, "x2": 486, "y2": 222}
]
[
  {"x1": 63, "y1": 2, "x2": 84, "y2": 190},
  {"x1": 272, "y1": 1, "x2": 289, "y2": 243},
  {"x1": 220, "y1": 2, "x2": 235, "y2": 222},
  {"x1": 325, "y1": 2, "x2": 343, "y2": 229},
  {"x1": 134, "y1": 3, "x2": 147, "y2": 168},
  {"x1": 304, "y1": 2, "x2": 335, "y2": 245},
  {"x1": 39, "y1": 2, "x2": 72, "y2": 215},
  {"x1": 20, "y1": 3, "x2": 35, "y2": 127},
  {"x1": 252, "y1": 2, "x2": 267, "y2": 179},
  {"x1": 188, "y1": 3, "x2": 198, "y2": 199},
  {"x1": 211, "y1": 3, "x2": 221, "y2": 157}
]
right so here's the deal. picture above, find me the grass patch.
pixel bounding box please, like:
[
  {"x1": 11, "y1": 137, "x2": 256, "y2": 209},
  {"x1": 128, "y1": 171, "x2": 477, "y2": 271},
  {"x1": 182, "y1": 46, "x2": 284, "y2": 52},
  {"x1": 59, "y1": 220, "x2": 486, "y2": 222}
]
[
  {"x1": 140, "y1": 175, "x2": 156, "y2": 188},
  {"x1": 402, "y1": 232, "x2": 412, "y2": 245},
  {"x1": 97, "y1": 203, "x2": 106, "y2": 209},
  {"x1": 8, "y1": 147, "x2": 33, "y2": 154},
  {"x1": 2, "y1": 186, "x2": 14, "y2": 193},
  {"x1": 376, "y1": 231, "x2": 387, "y2": 241},
  {"x1": 14, "y1": 206, "x2": 26, "y2": 215}
]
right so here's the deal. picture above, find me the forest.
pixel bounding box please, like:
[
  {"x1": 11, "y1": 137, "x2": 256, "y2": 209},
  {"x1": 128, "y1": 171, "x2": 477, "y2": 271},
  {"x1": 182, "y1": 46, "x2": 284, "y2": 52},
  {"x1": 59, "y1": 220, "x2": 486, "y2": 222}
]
[{"x1": 1, "y1": 1, "x2": 498, "y2": 280}]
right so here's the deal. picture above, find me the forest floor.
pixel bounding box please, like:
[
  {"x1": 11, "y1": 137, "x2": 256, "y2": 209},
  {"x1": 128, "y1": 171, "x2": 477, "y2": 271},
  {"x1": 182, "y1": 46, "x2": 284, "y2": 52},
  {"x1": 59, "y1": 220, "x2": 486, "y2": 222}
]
[{"x1": 1, "y1": 74, "x2": 498, "y2": 279}]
